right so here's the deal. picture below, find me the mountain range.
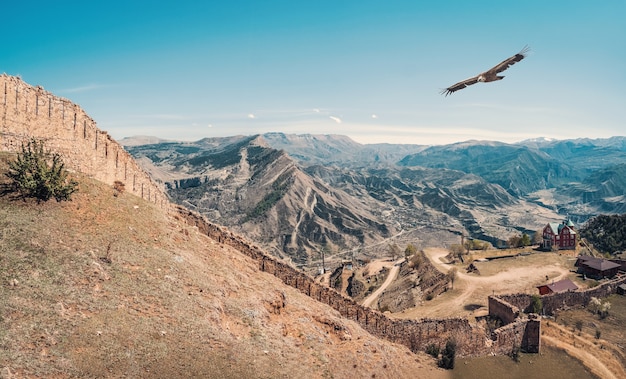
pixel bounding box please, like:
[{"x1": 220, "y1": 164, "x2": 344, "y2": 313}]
[{"x1": 122, "y1": 134, "x2": 626, "y2": 267}]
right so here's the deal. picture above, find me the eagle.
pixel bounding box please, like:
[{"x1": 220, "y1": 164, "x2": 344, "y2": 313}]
[{"x1": 440, "y1": 45, "x2": 530, "y2": 96}]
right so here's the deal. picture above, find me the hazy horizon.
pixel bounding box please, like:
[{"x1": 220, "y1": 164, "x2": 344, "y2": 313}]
[{"x1": 119, "y1": 132, "x2": 626, "y2": 148}]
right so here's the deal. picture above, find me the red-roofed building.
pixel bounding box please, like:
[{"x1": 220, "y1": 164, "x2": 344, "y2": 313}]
[
  {"x1": 537, "y1": 278, "x2": 579, "y2": 295},
  {"x1": 541, "y1": 219, "x2": 577, "y2": 250}
]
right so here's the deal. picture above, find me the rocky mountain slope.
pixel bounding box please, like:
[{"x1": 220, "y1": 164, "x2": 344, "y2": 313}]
[
  {"x1": 125, "y1": 136, "x2": 394, "y2": 266},
  {"x1": 0, "y1": 154, "x2": 442, "y2": 378},
  {"x1": 399, "y1": 137, "x2": 626, "y2": 222},
  {"x1": 124, "y1": 133, "x2": 572, "y2": 265}
]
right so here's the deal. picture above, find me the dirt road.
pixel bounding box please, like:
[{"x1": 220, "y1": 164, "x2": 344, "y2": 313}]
[
  {"x1": 396, "y1": 248, "x2": 571, "y2": 319},
  {"x1": 361, "y1": 258, "x2": 405, "y2": 309}
]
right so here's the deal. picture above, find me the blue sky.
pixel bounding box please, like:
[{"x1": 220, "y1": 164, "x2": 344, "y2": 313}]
[{"x1": 2, "y1": 1, "x2": 625, "y2": 145}]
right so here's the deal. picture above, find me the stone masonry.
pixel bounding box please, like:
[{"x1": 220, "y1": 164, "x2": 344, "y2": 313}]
[{"x1": 0, "y1": 74, "x2": 167, "y2": 207}]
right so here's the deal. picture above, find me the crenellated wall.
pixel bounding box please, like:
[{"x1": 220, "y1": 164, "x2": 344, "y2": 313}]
[{"x1": 0, "y1": 74, "x2": 167, "y2": 207}]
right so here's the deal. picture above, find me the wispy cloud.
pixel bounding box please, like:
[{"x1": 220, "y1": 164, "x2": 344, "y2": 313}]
[
  {"x1": 132, "y1": 114, "x2": 189, "y2": 120},
  {"x1": 329, "y1": 116, "x2": 342, "y2": 124},
  {"x1": 57, "y1": 83, "x2": 116, "y2": 94},
  {"x1": 458, "y1": 102, "x2": 555, "y2": 114},
  {"x1": 248, "y1": 113, "x2": 256, "y2": 119}
]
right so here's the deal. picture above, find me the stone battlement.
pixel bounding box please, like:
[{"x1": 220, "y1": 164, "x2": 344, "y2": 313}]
[{"x1": 0, "y1": 74, "x2": 167, "y2": 207}]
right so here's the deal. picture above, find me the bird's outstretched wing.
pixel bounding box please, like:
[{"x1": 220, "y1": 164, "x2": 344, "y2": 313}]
[
  {"x1": 488, "y1": 45, "x2": 530, "y2": 75},
  {"x1": 440, "y1": 75, "x2": 481, "y2": 97},
  {"x1": 441, "y1": 45, "x2": 530, "y2": 96}
]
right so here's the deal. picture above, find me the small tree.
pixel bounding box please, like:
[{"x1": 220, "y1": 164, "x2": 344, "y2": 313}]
[
  {"x1": 449, "y1": 244, "x2": 464, "y2": 262},
  {"x1": 508, "y1": 234, "x2": 529, "y2": 248},
  {"x1": 530, "y1": 294, "x2": 543, "y2": 314},
  {"x1": 404, "y1": 243, "x2": 417, "y2": 258},
  {"x1": 510, "y1": 344, "x2": 521, "y2": 363},
  {"x1": 388, "y1": 243, "x2": 401, "y2": 260},
  {"x1": 447, "y1": 267, "x2": 458, "y2": 290},
  {"x1": 520, "y1": 233, "x2": 531, "y2": 247},
  {"x1": 438, "y1": 340, "x2": 456, "y2": 369},
  {"x1": 575, "y1": 319, "x2": 583, "y2": 333},
  {"x1": 532, "y1": 230, "x2": 544, "y2": 245},
  {"x1": 425, "y1": 343, "x2": 440, "y2": 358},
  {"x1": 507, "y1": 235, "x2": 521, "y2": 248},
  {"x1": 588, "y1": 297, "x2": 611, "y2": 319},
  {"x1": 6, "y1": 139, "x2": 78, "y2": 202}
]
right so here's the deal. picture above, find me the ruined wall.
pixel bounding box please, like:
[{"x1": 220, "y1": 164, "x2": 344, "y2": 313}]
[
  {"x1": 487, "y1": 296, "x2": 540, "y2": 353},
  {"x1": 488, "y1": 296, "x2": 520, "y2": 324},
  {"x1": 174, "y1": 205, "x2": 533, "y2": 358},
  {"x1": 0, "y1": 74, "x2": 167, "y2": 207},
  {"x1": 500, "y1": 276, "x2": 626, "y2": 315},
  {"x1": 522, "y1": 315, "x2": 541, "y2": 353}
]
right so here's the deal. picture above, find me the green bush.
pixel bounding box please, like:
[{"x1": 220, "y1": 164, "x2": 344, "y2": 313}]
[
  {"x1": 531, "y1": 294, "x2": 543, "y2": 314},
  {"x1": 426, "y1": 343, "x2": 440, "y2": 358},
  {"x1": 5, "y1": 139, "x2": 78, "y2": 202},
  {"x1": 510, "y1": 344, "x2": 520, "y2": 362},
  {"x1": 438, "y1": 340, "x2": 456, "y2": 369}
]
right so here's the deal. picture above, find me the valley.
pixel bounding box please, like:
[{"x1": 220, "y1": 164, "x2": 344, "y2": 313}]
[{"x1": 123, "y1": 133, "x2": 626, "y2": 269}]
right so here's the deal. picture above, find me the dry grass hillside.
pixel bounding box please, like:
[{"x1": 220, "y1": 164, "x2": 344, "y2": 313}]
[{"x1": 0, "y1": 152, "x2": 446, "y2": 379}]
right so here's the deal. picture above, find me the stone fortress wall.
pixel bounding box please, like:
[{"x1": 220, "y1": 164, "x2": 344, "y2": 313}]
[
  {"x1": 176, "y1": 205, "x2": 541, "y2": 357},
  {"x1": 0, "y1": 74, "x2": 167, "y2": 207},
  {"x1": 2, "y1": 73, "x2": 542, "y2": 358}
]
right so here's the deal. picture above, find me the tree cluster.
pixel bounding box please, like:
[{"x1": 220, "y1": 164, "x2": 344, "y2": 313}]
[
  {"x1": 588, "y1": 297, "x2": 611, "y2": 319},
  {"x1": 437, "y1": 340, "x2": 456, "y2": 369},
  {"x1": 507, "y1": 233, "x2": 531, "y2": 248},
  {"x1": 579, "y1": 214, "x2": 626, "y2": 254}
]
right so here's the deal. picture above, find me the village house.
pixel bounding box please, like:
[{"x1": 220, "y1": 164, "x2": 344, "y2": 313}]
[
  {"x1": 536, "y1": 278, "x2": 578, "y2": 295},
  {"x1": 541, "y1": 219, "x2": 577, "y2": 250},
  {"x1": 575, "y1": 255, "x2": 621, "y2": 279}
]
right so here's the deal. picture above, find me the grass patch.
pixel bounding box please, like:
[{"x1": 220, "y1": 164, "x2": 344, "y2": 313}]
[{"x1": 554, "y1": 294, "x2": 626, "y2": 368}]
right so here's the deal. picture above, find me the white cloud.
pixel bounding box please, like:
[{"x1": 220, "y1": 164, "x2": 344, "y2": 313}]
[
  {"x1": 248, "y1": 113, "x2": 256, "y2": 119},
  {"x1": 329, "y1": 116, "x2": 342, "y2": 124},
  {"x1": 371, "y1": 114, "x2": 378, "y2": 119}
]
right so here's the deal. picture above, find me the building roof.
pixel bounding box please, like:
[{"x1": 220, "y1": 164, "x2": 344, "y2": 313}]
[
  {"x1": 538, "y1": 278, "x2": 579, "y2": 293},
  {"x1": 547, "y1": 221, "x2": 576, "y2": 235},
  {"x1": 577, "y1": 255, "x2": 621, "y2": 271},
  {"x1": 547, "y1": 222, "x2": 561, "y2": 234}
]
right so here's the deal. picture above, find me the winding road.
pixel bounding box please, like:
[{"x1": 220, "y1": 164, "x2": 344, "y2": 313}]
[{"x1": 361, "y1": 257, "x2": 405, "y2": 308}]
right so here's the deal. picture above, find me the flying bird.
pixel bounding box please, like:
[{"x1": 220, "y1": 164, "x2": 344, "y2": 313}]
[{"x1": 440, "y1": 45, "x2": 530, "y2": 96}]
